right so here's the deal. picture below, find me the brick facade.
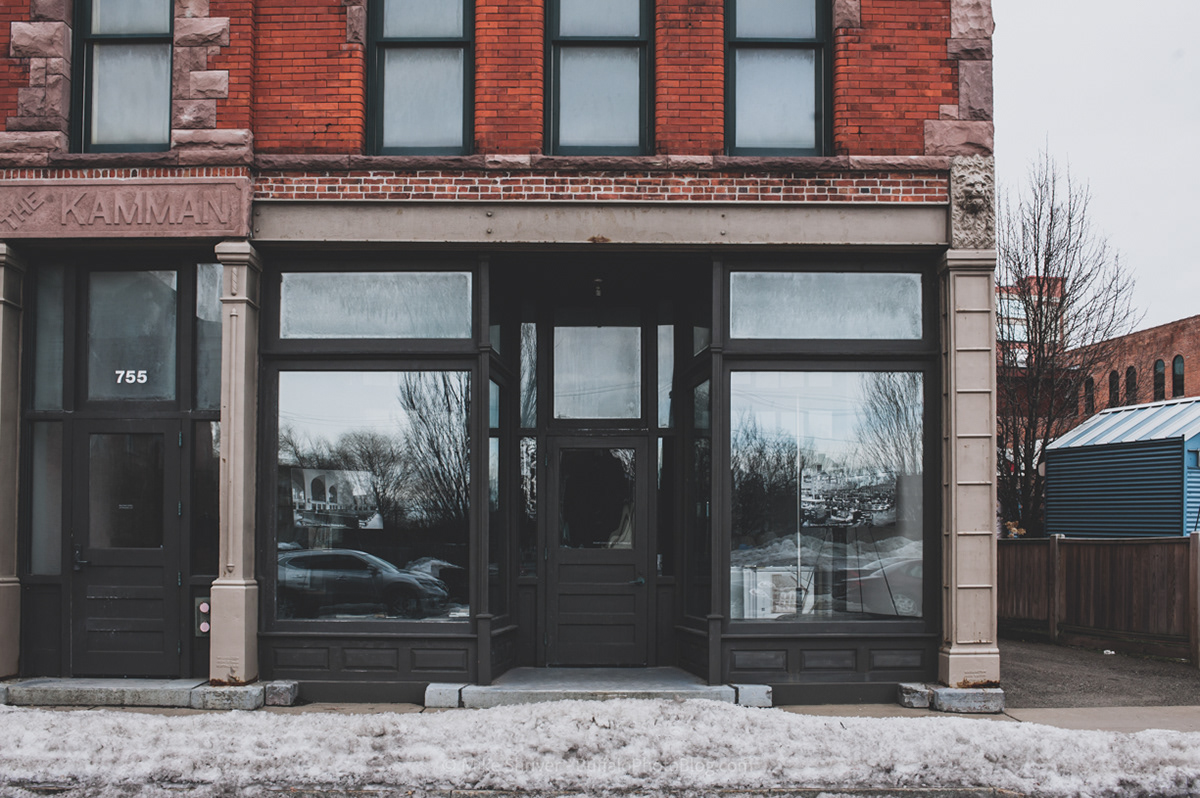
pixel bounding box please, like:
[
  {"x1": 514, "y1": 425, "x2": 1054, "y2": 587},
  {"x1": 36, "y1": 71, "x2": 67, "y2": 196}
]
[
  {"x1": 253, "y1": 0, "x2": 365, "y2": 153},
  {"x1": 1082, "y1": 317, "x2": 1200, "y2": 409},
  {"x1": 0, "y1": 0, "x2": 992, "y2": 161}
]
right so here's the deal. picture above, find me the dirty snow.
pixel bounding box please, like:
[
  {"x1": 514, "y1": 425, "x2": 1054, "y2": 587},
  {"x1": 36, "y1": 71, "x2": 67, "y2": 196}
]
[{"x1": 1, "y1": 699, "x2": 1198, "y2": 797}]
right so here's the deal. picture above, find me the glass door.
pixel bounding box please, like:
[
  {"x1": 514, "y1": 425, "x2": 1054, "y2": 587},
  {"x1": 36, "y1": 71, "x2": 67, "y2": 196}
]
[
  {"x1": 546, "y1": 438, "x2": 650, "y2": 666},
  {"x1": 70, "y1": 420, "x2": 182, "y2": 676}
]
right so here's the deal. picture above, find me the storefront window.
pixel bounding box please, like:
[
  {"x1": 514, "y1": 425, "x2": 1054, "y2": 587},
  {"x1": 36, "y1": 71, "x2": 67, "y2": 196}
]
[
  {"x1": 730, "y1": 371, "x2": 924, "y2": 620},
  {"x1": 275, "y1": 370, "x2": 471, "y2": 621},
  {"x1": 279, "y1": 271, "x2": 472, "y2": 339},
  {"x1": 729, "y1": 272, "x2": 921, "y2": 340},
  {"x1": 87, "y1": 270, "x2": 178, "y2": 401}
]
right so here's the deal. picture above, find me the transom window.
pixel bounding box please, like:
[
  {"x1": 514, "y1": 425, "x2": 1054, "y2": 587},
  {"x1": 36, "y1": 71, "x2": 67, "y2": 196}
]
[
  {"x1": 369, "y1": 0, "x2": 472, "y2": 154},
  {"x1": 548, "y1": 0, "x2": 650, "y2": 155},
  {"x1": 727, "y1": 0, "x2": 829, "y2": 155},
  {"x1": 75, "y1": 0, "x2": 173, "y2": 152}
]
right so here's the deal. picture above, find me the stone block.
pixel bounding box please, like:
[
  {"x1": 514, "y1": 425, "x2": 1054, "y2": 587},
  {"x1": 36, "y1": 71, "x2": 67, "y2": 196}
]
[
  {"x1": 190, "y1": 684, "x2": 264, "y2": 711},
  {"x1": 951, "y1": 0, "x2": 995, "y2": 40},
  {"x1": 425, "y1": 683, "x2": 466, "y2": 708},
  {"x1": 18, "y1": 76, "x2": 68, "y2": 119},
  {"x1": 45, "y1": 58, "x2": 69, "y2": 79},
  {"x1": 959, "y1": 61, "x2": 993, "y2": 121},
  {"x1": 172, "y1": 99, "x2": 217, "y2": 129},
  {"x1": 264, "y1": 681, "x2": 300, "y2": 707},
  {"x1": 924, "y1": 121, "x2": 993, "y2": 157},
  {"x1": 898, "y1": 682, "x2": 933, "y2": 709},
  {"x1": 346, "y1": 4, "x2": 366, "y2": 44},
  {"x1": 175, "y1": 0, "x2": 210, "y2": 18},
  {"x1": 931, "y1": 686, "x2": 1005, "y2": 714},
  {"x1": 947, "y1": 38, "x2": 993, "y2": 61},
  {"x1": 172, "y1": 128, "x2": 252, "y2": 149},
  {"x1": 189, "y1": 70, "x2": 229, "y2": 99},
  {"x1": 31, "y1": 0, "x2": 71, "y2": 23},
  {"x1": 29, "y1": 59, "x2": 46, "y2": 86},
  {"x1": 174, "y1": 17, "x2": 230, "y2": 47},
  {"x1": 0, "y1": 131, "x2": 67, "y2": 151},
  {"x1": 10, "y1": 23, "x2": 71, "y2": 60},
  {"x1": 6, "y1": 114, "x2": 70, "y2": 133},
  {"x1": 732, "y1": 684, "x2": 772, "y2": 708},
  {"x1": 833, "y1": 0, "x2": 861, "y2": 29},
  {"x1": 939, "y1": 104, "x2": 959, "y2": 120}
]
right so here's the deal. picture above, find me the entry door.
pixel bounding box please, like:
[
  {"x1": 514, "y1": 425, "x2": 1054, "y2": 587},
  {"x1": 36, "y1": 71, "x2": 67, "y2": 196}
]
[
  {"x1": 71, "y1": 421, "x2": 182, "y2": 677},
  {"x1": 547, "y1": 438, "x2": 650, "y2": 666}
]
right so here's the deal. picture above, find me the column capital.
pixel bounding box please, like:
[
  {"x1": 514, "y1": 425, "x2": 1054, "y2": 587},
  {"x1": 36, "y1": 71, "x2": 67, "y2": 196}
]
[
  {"x1": 214, "y1": 239, "x2": 262, "y2": 272},
  {"x1": 940, "y1": 248, "x2": 996, "y2": 273}
]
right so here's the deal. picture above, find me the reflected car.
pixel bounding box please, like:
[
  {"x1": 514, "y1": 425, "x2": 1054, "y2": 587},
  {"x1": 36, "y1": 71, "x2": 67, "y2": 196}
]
[
  {"x1": 277, "y1": 548, "x2": 449, "y2": 619},
  {"x1": 843, "y1": 558, "x2": 923, "y2": 617}
]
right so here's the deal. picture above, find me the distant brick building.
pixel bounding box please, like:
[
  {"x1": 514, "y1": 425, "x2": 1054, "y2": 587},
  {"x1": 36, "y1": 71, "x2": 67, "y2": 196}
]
[
  {"x1": 1076, "y1": 316, "x2": 1199, "y2": 415},
  {"x1": 0, "y1": 0, "x2": 1000, "y2": 703}
]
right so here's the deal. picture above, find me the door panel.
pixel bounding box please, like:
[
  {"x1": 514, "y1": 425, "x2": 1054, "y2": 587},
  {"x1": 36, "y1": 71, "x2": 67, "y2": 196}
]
[
  {"x1": 71, "y1": 421, "x2": 181, "y2": 677},
  {"x1": 547, "y1": 439, "x2": 649, "y2": 666}
]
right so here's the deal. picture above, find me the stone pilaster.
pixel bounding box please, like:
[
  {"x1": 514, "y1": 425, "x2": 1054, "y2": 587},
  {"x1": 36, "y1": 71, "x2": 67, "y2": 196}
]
[
  {"x1": 209, "y1": 239, "x2": 261, "y2": 685},
  {"x1": 938, "y1": 249, "x2": 1000, "y2": 688},
  {"x1": 0, "y1": 243, "x2": 25, "y2": 678}
]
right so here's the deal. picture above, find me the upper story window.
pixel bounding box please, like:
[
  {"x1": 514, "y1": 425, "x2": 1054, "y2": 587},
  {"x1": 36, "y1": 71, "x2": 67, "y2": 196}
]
[
  {"x1": 547, "y1": 0, "x2": 650, "y2": 155},
  {"x1": 75, "y1": 0, "x2": 173, "y2": 152},
  {"x1": 1108, "y1": 370, "x2": 1119, "y2": 408},
  {"x1": 1083, "y1": 377, "x2": 1095, "y2": 415},
  {"x1": 726, "y1": 0, "x2": 829, "y2": 155},
  {"x1": 369, "y1": 0, "x2": 472, "y2": 155},
  {"x1": 1154, "y1": 359, "x2": 1166, "y2": 402},
  {"x1": 1173, "y1": 355, "x2": 1186, "y2": 398},
  {"x1": 1124, "y1": 366, "x2": 1138, "y2": 405}
]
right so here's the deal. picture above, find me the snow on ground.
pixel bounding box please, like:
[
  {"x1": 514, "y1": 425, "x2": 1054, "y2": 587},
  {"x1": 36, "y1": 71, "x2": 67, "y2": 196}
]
[{"x1": 1, "y1": 699, "x2": 1199, "y2": 797}]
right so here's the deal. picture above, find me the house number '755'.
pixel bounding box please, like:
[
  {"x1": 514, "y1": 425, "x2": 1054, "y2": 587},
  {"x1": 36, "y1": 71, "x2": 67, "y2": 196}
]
[{"x1": 115, "y1": 370, "x2": 148, "y2": 384}]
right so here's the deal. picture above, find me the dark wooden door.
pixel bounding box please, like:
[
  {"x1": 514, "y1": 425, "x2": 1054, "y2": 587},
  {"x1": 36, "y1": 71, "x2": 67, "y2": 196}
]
[
  {"x1": 547, "y1": 438, "x2": 650, "y2": 666},
  {"x1": 71, "y1": 420, "x2": 182, "y2": 677}
]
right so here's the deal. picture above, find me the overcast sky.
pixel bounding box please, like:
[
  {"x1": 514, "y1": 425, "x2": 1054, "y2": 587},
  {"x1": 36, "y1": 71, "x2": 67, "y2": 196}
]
[{"x1": 992, "y1": 1, "x2": 1200, "y2": 331}]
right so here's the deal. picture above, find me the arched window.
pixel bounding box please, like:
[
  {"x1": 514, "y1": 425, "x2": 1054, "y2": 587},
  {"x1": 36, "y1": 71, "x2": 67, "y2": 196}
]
[
  {"x1": 1173, "y1": 355, "x2": 1185, "y2": 397},
  {"x1": 1108, "y1": 370, "x2": 1120, "y2": 407},
  {"x1": 1125, "y1": 366, "x2": 1138, "y2": 405},
  {"x1": 1153, "y1": 359, "x2": 1166, "y2": 401},
  {"x1": 1084, "y1": 377, "x2": 1095, "y2": 415}
]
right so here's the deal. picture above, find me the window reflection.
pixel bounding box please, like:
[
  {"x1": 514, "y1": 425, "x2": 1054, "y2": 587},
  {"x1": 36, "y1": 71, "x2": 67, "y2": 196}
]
[
  {"x1": 730, "y1": 371, "x2": 924, "y2": 621},
  {"x1": 276, "y1": 371, "x2": 470, "y2": 621}
]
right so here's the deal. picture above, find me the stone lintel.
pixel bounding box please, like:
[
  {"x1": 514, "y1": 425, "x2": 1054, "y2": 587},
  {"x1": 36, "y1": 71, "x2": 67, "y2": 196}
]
[{"x1": 0, "y1": 178, "x2": 252, "y2": 239}]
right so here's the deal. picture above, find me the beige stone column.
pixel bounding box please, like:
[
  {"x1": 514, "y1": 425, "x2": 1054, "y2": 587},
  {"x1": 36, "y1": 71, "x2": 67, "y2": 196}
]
[
  {"x1": 0, "y1": 243, "x2": 23, "y2": 679},
  {"x1": 938, "y1": 249, "x2": 1001, "y2": 688},
  {"x1": 209, "y1": 240, "x2": 262, "y2": 685}
]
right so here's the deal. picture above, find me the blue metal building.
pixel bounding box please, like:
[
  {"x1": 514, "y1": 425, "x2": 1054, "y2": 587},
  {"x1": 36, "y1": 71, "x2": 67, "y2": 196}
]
[{"x1": 1045, "y1": 397, "x2": 1200, "y2": 537}]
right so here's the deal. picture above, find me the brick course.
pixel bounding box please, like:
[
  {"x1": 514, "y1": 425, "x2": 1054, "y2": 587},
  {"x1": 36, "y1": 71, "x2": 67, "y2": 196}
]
[
  {"x1": 210, "y1": 0, "x2": 254, "y2": 131},
  {"x1": 254, "y1": 170, "x2": 947, "y2": 203}
]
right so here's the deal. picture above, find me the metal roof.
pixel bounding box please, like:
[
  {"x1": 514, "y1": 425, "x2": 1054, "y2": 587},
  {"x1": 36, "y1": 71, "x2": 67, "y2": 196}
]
[{"x1": 1049, "y1": 397, "x2": 1200, "y2": 450}]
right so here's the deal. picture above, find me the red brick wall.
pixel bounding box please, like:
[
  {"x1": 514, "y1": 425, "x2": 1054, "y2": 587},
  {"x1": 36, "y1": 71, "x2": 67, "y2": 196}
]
[
  {"x1": 211, "y1": 0, "x2": 254, "y2": 131},
  {"x1": 254, "y1": 170, "x2": 947, "y2": 202},
  {"x1": 254, "y1": 0, "x2": 364, "y2": 153},
  {"x1": 1083, "y1": 317, "x2": 1200, "y2": 407},
  {"x1": 475, "y1": 1, "x2": 544, "y2": 154},
  {"x1": 833, "y1": 0, "x2": 956, "y2": 155},
  {"x1": 654, "y1": 0, "x2": 723, "y2": 155},
  {"x1": 0, "y1": 3, "x2": 30, "y2": 126}
]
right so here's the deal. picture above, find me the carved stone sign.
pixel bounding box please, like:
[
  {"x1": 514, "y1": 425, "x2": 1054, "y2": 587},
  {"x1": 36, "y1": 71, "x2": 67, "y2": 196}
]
[{"x1": 0, "y1": 179, "x2": 251, "y2": 238}]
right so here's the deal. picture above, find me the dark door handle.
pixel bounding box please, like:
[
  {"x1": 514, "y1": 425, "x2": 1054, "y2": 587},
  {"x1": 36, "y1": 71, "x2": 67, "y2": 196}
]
[
  {"x1": 73, "y1": 546, "x2": 90, "y2": 571},
  {"x1": 628, "y1": 576, "x2": 645, "y2": 586}
]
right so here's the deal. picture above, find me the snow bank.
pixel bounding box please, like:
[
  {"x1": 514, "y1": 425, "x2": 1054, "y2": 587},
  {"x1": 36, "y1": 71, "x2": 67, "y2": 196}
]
[{"x1": 1, "y1": 699, "x2": 1198, "y2": 797}]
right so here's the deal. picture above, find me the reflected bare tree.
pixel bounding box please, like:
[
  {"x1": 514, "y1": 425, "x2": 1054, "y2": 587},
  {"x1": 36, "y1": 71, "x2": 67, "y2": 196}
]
[
  {"x1": 335, "y1": 430, "x2": 408, "y2": 527},
  {"x1": 278, "y1": 424, "x2": 338, "y2": 470},
  {"x1": 397, "y1": 372, "x2": 471, "y2": 526},
  {"x1": 856, "y1": 372, "x2": 923, "y2": 475},
  {"x1": 731, "y1": 413, "x2": 813, "y2": 540}
]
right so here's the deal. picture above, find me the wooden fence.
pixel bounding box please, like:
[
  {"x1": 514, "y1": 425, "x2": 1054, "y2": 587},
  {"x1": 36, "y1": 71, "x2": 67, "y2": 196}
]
[{"x1": 998, "y1": 536, "x2": 1200, "y2": 664}]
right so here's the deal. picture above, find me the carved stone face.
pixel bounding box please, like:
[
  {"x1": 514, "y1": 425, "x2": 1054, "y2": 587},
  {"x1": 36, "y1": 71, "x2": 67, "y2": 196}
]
[{"x1": 962, "y1": 173, "x2": 990, "y2": 214}]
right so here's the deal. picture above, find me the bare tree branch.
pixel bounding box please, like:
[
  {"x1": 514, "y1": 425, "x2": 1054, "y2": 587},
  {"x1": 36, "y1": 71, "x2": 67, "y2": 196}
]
[{"x1": 996, "y1": 151, "x2": 1142, "y2": 535}]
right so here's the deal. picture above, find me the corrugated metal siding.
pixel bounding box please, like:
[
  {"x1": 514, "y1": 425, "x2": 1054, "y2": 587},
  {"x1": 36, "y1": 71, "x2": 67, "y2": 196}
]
[
  {"x1": 1185, "y1": 432, "x2": 1200, "y2": 537},
  {"x1": 1045, "y1": 439, "x2": 1184, "y2": 536}
]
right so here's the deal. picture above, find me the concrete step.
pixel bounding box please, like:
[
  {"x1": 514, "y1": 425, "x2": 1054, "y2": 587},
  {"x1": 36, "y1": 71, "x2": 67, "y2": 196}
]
[
  {"x1": 2, "y1": 678, "x2": 300, "y2": 710},
  {"x1": 430, "y1": 667, "x2": 769, "y2": 709}
]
